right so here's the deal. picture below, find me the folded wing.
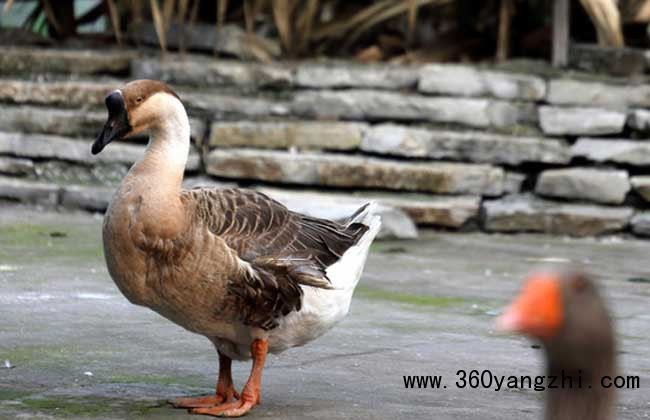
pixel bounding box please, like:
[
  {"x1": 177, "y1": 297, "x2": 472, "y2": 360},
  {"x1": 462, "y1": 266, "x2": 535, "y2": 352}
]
[{"x1": 182, "y1": 188, "x2": 368, "y2": 330}]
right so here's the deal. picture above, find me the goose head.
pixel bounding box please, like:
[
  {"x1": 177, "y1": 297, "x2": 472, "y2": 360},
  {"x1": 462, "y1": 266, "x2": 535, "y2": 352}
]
[
  {"x1": 498, "y1": 269, "x2": 614, "y2": 371},
  {"x1": 92, "y1": 79, "x2": 182, "y2": 155}
]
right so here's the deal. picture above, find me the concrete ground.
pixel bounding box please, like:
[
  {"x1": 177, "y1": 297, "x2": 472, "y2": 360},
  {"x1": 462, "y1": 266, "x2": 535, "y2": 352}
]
[{"x1": 0, "y1": 204, "x2": 648, "y2": 420}]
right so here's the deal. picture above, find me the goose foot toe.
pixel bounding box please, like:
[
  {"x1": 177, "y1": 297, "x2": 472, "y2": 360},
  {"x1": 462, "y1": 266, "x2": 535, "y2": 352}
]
[
  {"x1": 189, "y1": 399, "x2": 257, "y2": 417},
  {"x1": 169, "y1": 390, "x2": 239, "y2": 409}
]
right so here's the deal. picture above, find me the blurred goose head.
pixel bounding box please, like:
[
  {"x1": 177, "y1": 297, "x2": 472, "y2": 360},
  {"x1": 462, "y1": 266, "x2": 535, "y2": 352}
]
[{"x1": 498, "y1": 269, "x2": 616, "y2": 420}]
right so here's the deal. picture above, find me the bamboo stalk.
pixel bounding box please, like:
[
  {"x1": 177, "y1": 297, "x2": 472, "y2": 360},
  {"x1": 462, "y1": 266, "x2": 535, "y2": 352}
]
[
  {"x1": 150, "y1": 0, "x2": 167, "y2": 55},
  {"x1": 178, "y1": 0, "x2": 189, "y2": 57},
  {"x1": 579, "y1": 0, "x2": 624, "y2": 47},
  {"x1": 296, "y1": 0, "x2": 318, "y2": 54},
  {"x1": 243, "y1": 0, "x2": 255, "y2": 34},
  {"x1": 217, "y1": 0, "x2": 228, "y2": 27},
  {"x1": 2, "y1": 0, "x2": 15, "y2": 14},
  {"x1": 106, "y1": 0, "x2": 123, "y2": 45},
  {"x1": 40, "y1": 0, "x2": 64, "y2": 35},
  {"x1": 216, "y1": 0, "x2": 229, "y2": 56},
  {"x1": 272, "y1": 0, "x2": 292, "y2": 53},
  {"x1": 496, "y1": 0, "x2": 513, "y2": 62},
  {"x1": 189, "y1": 0, "x2": 199, "y2": 25},
  {"x1": 162, "y1": 0, "x2": 176, "y2": 30},
  {"x1": 132, "y1": 0, "x2": 144, "y2": 24},
  {"x1": 406, "y1": 0, "x2": 418, "y2": 47},
  {"x1": 552, "y1": 0, "x2": 570, "y2": 66}
]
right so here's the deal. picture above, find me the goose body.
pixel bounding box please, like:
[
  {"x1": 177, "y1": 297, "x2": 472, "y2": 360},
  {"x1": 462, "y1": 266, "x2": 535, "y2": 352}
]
[
  {"x1": 92, "y1": 80, "x2": 380, "y2": 416},
  {"x1": 103, "y1": 185, "x2": 379, "y2": 359}
]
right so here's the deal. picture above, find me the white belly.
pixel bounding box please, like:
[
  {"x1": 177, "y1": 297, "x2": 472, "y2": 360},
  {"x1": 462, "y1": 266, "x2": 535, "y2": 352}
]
[{"x1": 213, "y1": 284, "x2": 356, "y2": 360}]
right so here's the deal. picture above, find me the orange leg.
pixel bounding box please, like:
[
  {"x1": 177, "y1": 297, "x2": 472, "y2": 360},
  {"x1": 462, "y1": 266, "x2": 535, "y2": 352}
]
[
  {"x1": 191, "y1": 339, "x2": 268, "y2": 417},
  {"x1": 170, "y1": 351, "x2": 239, "y2": 408}
]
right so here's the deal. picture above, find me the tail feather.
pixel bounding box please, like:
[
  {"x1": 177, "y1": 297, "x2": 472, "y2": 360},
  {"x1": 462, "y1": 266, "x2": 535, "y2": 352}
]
[
  {"x1": 326, "y1": 202, "x2": 381, "y2": 291},
  {"x1": 349, "y1": 202, "x2": 381, "y2": 238},
  {"x1": 345, "y1": 203, "x2": 370, "y2": 225}
]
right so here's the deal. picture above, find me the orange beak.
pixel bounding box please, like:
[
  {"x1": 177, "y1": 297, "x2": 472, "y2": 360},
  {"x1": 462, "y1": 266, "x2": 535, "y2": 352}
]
[{"x1": 497, "y1": 273, "x2": 564, "y2": 341}]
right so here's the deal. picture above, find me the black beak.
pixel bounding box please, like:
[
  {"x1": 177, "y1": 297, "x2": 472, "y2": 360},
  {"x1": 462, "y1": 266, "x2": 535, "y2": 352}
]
[{"x1": 91, "y1": 91, "x2": 131, "y2": 155}]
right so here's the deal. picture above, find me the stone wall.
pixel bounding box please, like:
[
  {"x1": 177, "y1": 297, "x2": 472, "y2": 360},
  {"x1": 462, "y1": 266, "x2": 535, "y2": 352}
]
[{"x1": 2, "y1": 46, "x2": 650, "y2": 238}]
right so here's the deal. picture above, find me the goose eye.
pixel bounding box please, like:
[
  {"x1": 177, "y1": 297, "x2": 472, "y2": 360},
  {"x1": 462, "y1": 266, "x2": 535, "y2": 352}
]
[{"x1": 135, "y1": 96, "x2": 144, "y2": 104}]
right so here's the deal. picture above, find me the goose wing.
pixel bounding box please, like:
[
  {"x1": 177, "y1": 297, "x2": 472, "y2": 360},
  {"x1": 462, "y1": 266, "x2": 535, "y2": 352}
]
[{"x1": 182, "y1": 187, "x2": 368, "y2": 330}]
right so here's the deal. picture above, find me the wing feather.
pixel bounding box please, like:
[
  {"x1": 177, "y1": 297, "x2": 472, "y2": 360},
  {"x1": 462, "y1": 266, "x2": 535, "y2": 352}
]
[{"x1": 182, "y1": 187, "x2": 367, "y2": 330}]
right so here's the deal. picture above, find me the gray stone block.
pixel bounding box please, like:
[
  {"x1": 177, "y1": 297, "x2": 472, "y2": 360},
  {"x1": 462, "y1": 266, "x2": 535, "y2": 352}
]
[
  {"x1": 482, "y1": 194, "x2": 633, "y2": 236},
  {"x1": 295, "y1": 63, "x2": 418, "y2": 89},
  {"x1": 539, "y1": 106, "x2": 626, "y2": 136},
  {"x1": 0, "y1": 176, "x2": 60, "y2": 206},
  {"x1": 572, "y1": 138, "x2": 650, "y2": 167},
  {"x1": 535, "y1": 168, "x2": 630, "y2": 205},
  {"x1": 206, "y1": 149, "x2": 504, "y2": 196},
  {"x1": 419, "y1": 64, "x2": 546, "y2": 100},
  {"x1": 361, "y1": 124, "x2": 570, "y2": 165}
]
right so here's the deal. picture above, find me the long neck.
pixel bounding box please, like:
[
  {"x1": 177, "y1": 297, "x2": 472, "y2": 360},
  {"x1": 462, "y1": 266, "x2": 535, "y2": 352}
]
[
  {"x1": 136, "y1": 107, "x2": 191, "y2": 192},
  {"x1": 545, "y1": 359, "x2": 616, "y2": 420},
  {"x1": 122, "y1": 100, "x2": 191, "y2": 239}
]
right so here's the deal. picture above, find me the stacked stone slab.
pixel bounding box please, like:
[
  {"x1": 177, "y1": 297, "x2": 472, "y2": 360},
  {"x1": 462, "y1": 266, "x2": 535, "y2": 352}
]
[{"x1": 2, "y1": 47, "x2": 650, "y2": 237}]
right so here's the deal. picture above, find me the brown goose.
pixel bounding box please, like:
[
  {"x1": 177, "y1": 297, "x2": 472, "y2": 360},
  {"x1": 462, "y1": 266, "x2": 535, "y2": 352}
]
[
  {"x1": 90, "y1": 79, "x2": 381, "y2": 417},
  {"x1": 498, "y1": 270, "x2": 616, "y2": 420}
]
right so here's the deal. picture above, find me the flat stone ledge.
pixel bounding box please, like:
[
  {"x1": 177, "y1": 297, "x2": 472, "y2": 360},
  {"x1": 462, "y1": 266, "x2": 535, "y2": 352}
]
[
  {"x1": 363, "y1": 193, "x2": 480, "y2": 228},
  {"x1": 0, "y1": 176, "x2": 60, "y2": 206},
  {"x1": 0, "y1": 104, "x2": 206, "y2": 142},
  {"x1": 547, "y1": 78, "x2": 650, "y2": 108},
  {"x1": 0, "y1": 132, "x2": 97, "y2": 162},
  {"x1": 539, "y1": 106, "x2": 626, "y2": 136},
  {"x1": 182, "y1": 91, "x2": 290, "y2": 118},
  {"x1": 630, "y1": 176, "x2": 650, "y2": 202},
  {"x1": 571, "y1": 138, "x2": 650, "y2": 167},
  {"x1": 255, "y1": 187, "x2": 418, "y2": 240},
  {"x1": 292, "y1": 90, "x2": 533, "y2": 128},
  {"x1": 535, "y1": 168, "x2": 630, "y2": 205},
  {"x1": 295, "y1": 63, "x2": 418, "y2": 90},
  {"x1": 206, "y1": 148, "x2": 504, "y2": 196},
  {"x1": 0, "y1": 156, "x2": 34, "y2": 176},
  {"x1": 259, "y1": 188, "x2": 479, "y2": 228},
  {"x1": 0, "y1": 105, "x2": 105, "y2": 138},
  {"x1": 0, "y1": 79, "x2": 288, "y2": 120},
  {"x1": 482, "y1": 194, "x2": 633, "y2": 237},
  {"x1": 569, "y1": 44, "x2": 647, "y2": 77},
  {"x1": 630, "y1": 212, "x2": 650, "y2": 237},
  {"x1": 0, "y1": 47, "x2": 133, "y2": 75},
  {"x1": 133, "y1": 56, "x2": 292, "y2": 89},
  {"x1": 0, "y1": 132, "x2": 201, "y2": 171},
  {"x1": 0, "y1": 79, "x2": 117, "y2": 107},
  {"x1": 60, "y1": 184, "x2": 114, "y2": 212},
  {"x1": 361, "y1": 124, "x2": 570, "y2": 165},
  {"x1": 627, "y1": 109, "x2": 650, "y2": 131},
  {"x1": 418, "y1": 64, "x2": 546, "y2": 100},
  {"x1": 209, "y1": 121, "x2": 366, "y2": 150}
]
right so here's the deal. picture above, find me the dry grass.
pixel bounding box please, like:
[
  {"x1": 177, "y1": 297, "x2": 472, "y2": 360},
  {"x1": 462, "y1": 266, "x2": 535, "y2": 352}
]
[
  {"x1": 580, "y1": 0, "x2": 624, "y2": 47},
  {"x1": 2, "y1": 0, "x2": 650, "y2": 61}
]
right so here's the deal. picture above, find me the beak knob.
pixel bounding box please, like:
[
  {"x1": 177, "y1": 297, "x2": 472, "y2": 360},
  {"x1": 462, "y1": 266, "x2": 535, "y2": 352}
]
[{"x1": 91, "y1": 90, "x2": 130, "y2": 155}]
